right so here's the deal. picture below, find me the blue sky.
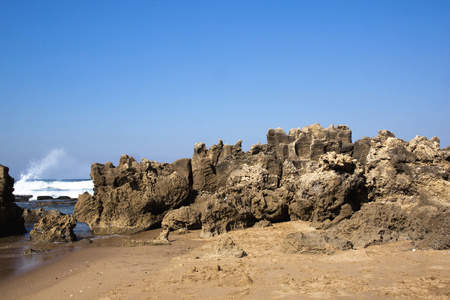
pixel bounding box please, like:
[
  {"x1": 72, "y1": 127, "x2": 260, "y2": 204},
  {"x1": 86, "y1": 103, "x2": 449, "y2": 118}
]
[{"x1": 1, "y1": 0, "x2": 449, "y2": 179}]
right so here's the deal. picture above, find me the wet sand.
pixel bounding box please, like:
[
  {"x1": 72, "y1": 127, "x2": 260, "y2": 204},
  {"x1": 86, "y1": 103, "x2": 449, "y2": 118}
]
[{"x1": 0, "y1": 221, "x2": 449, "y2": 299}]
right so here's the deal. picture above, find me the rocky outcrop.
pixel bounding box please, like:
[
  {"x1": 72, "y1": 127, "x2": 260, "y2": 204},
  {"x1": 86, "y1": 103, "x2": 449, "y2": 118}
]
[
  {"x1": 75, "y1": 124, "x2": 450, "y2": 250},
  {"x1": 161, "y1": 206, "x2": 201, "y2": 231},
  {"x1": 362, "y1": 131, "x2": 450, "y2": 207},
  {"x1": 23, "y1": 208, "x2": 62, "y2": 223},
  {"x1": 267, "y1": 124, "x2": 353, "y2": 161},
  {"x1": 285, "y1": 152, "x2": 367, "y2": 223},
  {"x1": 29, "y1": 214, "x2": 77, "y2": 243},
  {"x1": 0, "y1": 165, "x2": 26, "y2": 237},
  {"x1": 74, "y1": 155, "x2": 192, "y2": 234},
  {"x1": 325, "y1": 203, "x2": 412, "y2": 248}
]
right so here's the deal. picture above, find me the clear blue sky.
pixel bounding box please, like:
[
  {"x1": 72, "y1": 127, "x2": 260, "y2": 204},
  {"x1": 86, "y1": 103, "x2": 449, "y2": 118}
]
[{"x1": 1, "y1": 0, "x2": 449, "y2": 179}]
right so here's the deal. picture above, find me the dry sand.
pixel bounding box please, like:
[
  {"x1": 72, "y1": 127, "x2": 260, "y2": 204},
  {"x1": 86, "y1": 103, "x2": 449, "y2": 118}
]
[{"x1": 0, "y1": 221, "x2": 449, "y2": 299}]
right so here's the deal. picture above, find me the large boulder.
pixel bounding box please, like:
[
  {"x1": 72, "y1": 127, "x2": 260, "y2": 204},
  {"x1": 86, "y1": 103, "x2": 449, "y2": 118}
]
[
  {"x1": 362, "y1": 131, "x2": 450, "y2": 209},
  {"x1": 285, "y1": 153, "x2": 367, "y2": 222},
  {"x1": 408, "y1": 204, "x2": 450, "y2": 250},
  {"x1": 200, "y1": 193, "x2": 254, "y2": 238},
  {"x1": 161, "y1": 206, "x2": 201, "y2": 230},
  {"x1": 23, "y1": 208, "x2": 62, "y2": 223},
  {"x1": 0, "y1": 165, "x2": 26, "y2": 237},
  {"x1": 325, "y1": 203, "x2": 412, "y2": 248},
  {"x1": 29, "y1": 214, "x2": 77, "y2": 243},
  {"x1": 74, "y1": 156, "x2": 192, "y2": 234}
]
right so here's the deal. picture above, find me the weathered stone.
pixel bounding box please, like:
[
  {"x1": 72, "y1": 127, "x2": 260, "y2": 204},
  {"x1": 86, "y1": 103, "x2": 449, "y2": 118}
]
[
  {"x1": 74, "y1": 156, "x2": 192, "y2": 235},
  {"x1": 161, "y1": 206, "x2": 201, "y2": 230},
  {"x1": 287, "y1": 153, "x2": 367, "y2": 222},
  {"x1": 269, "y1": 124, "x2": 353, "y2": 161},
  {"x1": 29, "y1": 214, "x2": 77, "y2": 243},
  {"x1": 409, "y1": 205, "x2": 450, "y2": 250},
  {"x1": 200, "y1": 193, "x2": 254, "y2": 238},
  {"x1": 363, "y1": 131, "x2": 450, "y2": 210},
  {"x1": 23, "y1": 208, "x2": 62, "y2": 223},
  {"x1": 70, "y1": 124, "x2": 450, "y2": 251},
  {"x1": 0, "y1": 165, "x2": 26, "y2": 237},
  {"x1": 326, "y1": 203, "x2": 411, "y2": 248}
]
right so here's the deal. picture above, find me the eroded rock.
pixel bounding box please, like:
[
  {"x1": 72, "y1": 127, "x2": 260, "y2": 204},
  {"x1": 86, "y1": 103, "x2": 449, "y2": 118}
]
[
  {"x1": 74, "y1": 156, "x2": 192, "y2": 234},
  {"x1": 29, "y1": 214, "x2": 77, "y2": 243},
  {"x1": 0, "y1": 165, "x2": 26, "y2": 237}
]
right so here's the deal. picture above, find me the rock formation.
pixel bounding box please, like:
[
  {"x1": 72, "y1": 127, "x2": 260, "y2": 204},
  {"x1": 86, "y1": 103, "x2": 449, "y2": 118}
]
[
  {"x1": 29, "y1": 214, "x2": 77, "y2": 243},
  {"x1": 0, "y1": 165, "x2": 26, "y2": 237},
  {"x1": 23, "y1": 208, "x2": 62, "y2": 223},
  {"x1": 75, "y1": 124, "x2": 450, "y2": 250},
  {"x1": 74, "y1": 155, "x2": 192, "y2": 234}
]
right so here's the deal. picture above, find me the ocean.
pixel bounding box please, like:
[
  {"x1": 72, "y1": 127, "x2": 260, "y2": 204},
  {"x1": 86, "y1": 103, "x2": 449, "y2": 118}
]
[
  {"x1": 0, "y1": 178, "x2": 96, "y2": 282},
  {"x1": 13, "y1": 178, "x2": 94, "y2": 201},
  {"x1": 13, "y1": 178, "x2": 94, "y2": 235}
]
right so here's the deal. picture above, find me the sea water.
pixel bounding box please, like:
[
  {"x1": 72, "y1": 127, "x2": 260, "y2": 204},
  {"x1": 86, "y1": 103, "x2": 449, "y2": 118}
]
[
  {"x1": 0, "y1": 178, "x2": 95, "y2": 282},
  {"x1": 0, "y1": 151, "x2": 97, "y2": 281},
  {"x1": 14, "y1": 178, "x2": 94, "y2": 200},
  {"x1": 12, "y1": 178, "x2": 94, "y2": 237}
]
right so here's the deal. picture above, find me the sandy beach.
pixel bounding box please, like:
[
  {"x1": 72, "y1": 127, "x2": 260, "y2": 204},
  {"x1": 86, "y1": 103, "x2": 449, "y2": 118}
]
[{"x1": 0, "y1": 221, "x2": 448, "y2": 300}]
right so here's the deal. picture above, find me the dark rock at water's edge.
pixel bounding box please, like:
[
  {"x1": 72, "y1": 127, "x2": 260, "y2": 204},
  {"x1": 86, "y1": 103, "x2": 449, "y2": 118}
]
[
  {"x1": 0, "y1": 165, "x2": 26, "y2": 237},
  {"x1": 29, "y1": 214, "x2": 77, "y2": 243},
  {"x1": 14, "y1": 195, "x2": 33, "y2": 202},
  {"x1": 74, "y1": 124, "x2": 450, "y2": 250},
  {"x1": 33, "y1": 200, "x2": 77, "y2": 206},
  {"x1": 23, "y1": 208, "x2": 63, "y2": 223},
  {"x1": 36, "y1": 195, "x2": 76, "y2": 201},
  {"x1": 74, "y1": 157, "x2": 191, "y2": 234},
  {"x1": 37, "y1": 195, "x2": 54, "y2": 200}
]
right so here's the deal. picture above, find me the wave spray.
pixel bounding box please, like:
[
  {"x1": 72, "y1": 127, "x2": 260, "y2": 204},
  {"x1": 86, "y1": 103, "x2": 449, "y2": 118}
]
[
  {"x1": 13, "y1": 149, "x2": 93, "y2": 200},
  {"x1": 19, "y1": 148, "x2": 65, "y2": 181}
]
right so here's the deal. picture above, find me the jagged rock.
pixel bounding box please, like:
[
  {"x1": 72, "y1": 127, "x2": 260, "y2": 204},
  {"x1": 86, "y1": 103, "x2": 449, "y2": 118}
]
[
  {"x1": 325, "y1": 203, "x2": 411, "y2": 248},
  {"x1": 362, "y1": 131, "x2": 450, "y2": 210},
  {"x1": 23, "y1": 208, "x2": 62, "y2": 223},
  {"x1": 0, "y1": 165, "x2": 26, "y2": 237},
  {"x1": 14, "y1": 195, "x2": 32, "y2": 202},
  {"x1": 267, "y1": 124, "x2": 353, "y2": 161},
  {"x1": 29, "y1": 214, "x2": 77, "y2": 243},
  {"x1": 191, "y1": 140, "x2": 246, "y2": 192},
  {"x1": 74, "y1": 156, "x2": 192, "y2": 234},
  {"x1": 409, "y1": 205, "x2": 450, "y2": 250},
  {"x1": 70, "y1": 124, "x2": 450, "y2": 250},
  {"x1": 200, "y1": 193, "x2": 254, "y2": 238},
  {"x1": 226, "y1": 164, "x2": 290, "y2": 222},
  {"x1": 161, "y1": 206, "x2": 201, "y2": 230},
  {"x1": 286, "y1": 153, "x2": 367, "y2": 222}
]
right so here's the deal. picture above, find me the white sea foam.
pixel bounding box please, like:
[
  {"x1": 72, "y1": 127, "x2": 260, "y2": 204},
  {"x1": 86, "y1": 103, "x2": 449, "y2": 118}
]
[
  {"x1": 14, "y1": 149, "x2": 93, "y2": 200},
  {"x1": 19, "y1": 148, "x2": 65, "y2": 181},
  {"x1": 14, "y1": 179, "x2": 93, "y2": 200}
]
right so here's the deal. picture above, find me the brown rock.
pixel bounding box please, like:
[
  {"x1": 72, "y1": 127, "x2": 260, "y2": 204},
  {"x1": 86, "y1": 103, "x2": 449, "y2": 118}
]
[
  {"x1": 161, "y1": 206, "x2": 201, "y2": 231},
  {"x1": 29, "y1": 214, "x2": 77, "y2": 243},
  {"x1": 0, "y1": 165, "x2": 26, "y2": 237},
  {"x1": 74, "y1": 156, "x2": 192, "y2": 235}
]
